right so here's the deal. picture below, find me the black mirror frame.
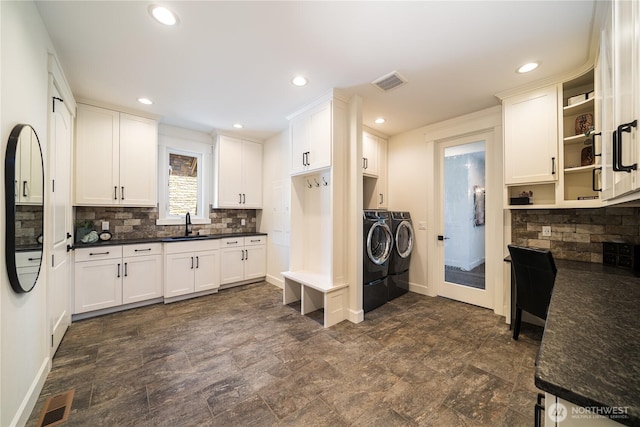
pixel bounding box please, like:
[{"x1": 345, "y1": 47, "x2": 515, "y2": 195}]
[{"x1": 5, "y1": 124, "x2": 44, "y2": 293}]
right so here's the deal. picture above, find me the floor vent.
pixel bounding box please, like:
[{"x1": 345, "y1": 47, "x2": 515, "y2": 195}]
[
  {"x1": 371, "y1": 71, "x2": 408, "y2": 92},
  {"x1": 37, "y1": 389, "x2": 74, "y2": 427}
]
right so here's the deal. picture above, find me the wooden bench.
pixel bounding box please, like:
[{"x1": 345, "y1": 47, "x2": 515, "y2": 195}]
[{"x1": 281, "y1": 271, "x2": 348, "y2": 328}]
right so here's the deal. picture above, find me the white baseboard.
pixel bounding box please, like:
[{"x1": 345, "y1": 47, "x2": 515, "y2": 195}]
[
  {"x1": 266, "y1": 273, "x2": 283, "y2": 289},
  {"x1": 346, "y1": 308, "x2": 364, "y2": 324},
  {"x1": 409, "y1": 281, "x2": 430, "y2": 296},
  {"x1": 13, "y1": 356, "x2": 50, "y2": 427}
]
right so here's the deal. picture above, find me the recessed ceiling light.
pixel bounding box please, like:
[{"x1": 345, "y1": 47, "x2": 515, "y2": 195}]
[
  {"x1": 291, "y1": 76, "x2": 308, "y2": 87},
  {"x1": 233, "y1": 123, "x2": 244, "y2": 129},
  {"x1": 138, "y1": 97, "x2": 153, "y2": 105},
  {"x1": 517, "y1": 62, "x2": 539, "y2": 73},
  {"x1": 150, "y1": 5, "x2": 178, "y2": 26},
  {"x1": 375, "y1": 118, "x2": 386, "y2": 124}
]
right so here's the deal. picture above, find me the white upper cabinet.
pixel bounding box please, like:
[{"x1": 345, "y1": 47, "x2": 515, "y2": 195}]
[
  {"x1": 362, "y1": 132, "x2": 380, "y2": 177},
  {"x1": 74, "y1": 103, "x2": 157, "y2": 206},
  {"x1": 290, "y1": 100, "x2": 332, "y2": 175},
  {"x1": 503, "y1": 85, "x2": 560, "y2": 185},
  {"x1": 213, "y1": 135, "x2": 263, "y2": 209},
  {"x1": 600, "y1": 0, "x2": 640, "y2": 201}
]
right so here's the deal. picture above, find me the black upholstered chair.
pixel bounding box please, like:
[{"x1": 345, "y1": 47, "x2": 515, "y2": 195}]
[{"x1": 507, "y1": 245, "x2": 557, "y2": 340}]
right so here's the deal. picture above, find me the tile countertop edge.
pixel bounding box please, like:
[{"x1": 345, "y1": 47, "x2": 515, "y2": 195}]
[
  {"x1": 534, "y1": 260, "x2": 640, "y2": 427},
  {"x1": 71, "y1": 232, "x2": 268, "y2": 249}
]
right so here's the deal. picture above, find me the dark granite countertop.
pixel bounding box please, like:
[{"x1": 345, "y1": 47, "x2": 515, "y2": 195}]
[
  {"x1": 71, "y1": 232, "x2": 267, "y2": 249},
  {"x1": 535, "y1": 259, "x2": 640, "y2": 426}
]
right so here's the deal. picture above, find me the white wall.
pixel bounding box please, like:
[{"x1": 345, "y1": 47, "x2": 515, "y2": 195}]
[
  {"x1": 388, "y1": 106, "x2": 504, "y2": 314},
  {"x1": 1, "y1": 2, "x2": 58, "y2": 425},
  {"x1": 258, "y1": 129, "x2": 290, "y2": 288}
]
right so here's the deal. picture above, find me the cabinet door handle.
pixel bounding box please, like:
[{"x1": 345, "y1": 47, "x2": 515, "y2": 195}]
[
  {"x1": 592, "y1": 167, "x2": 602, "y2": 192},
  {"x1": 22, "y1": 180, "x2": 28, "y2": 197},
  {"x1": 379, "y1": 193, "x2": 384, "y2": 205},
  {"x1": 239, "y1": 193, "x2": 242, "y2": 204},
  {"x1": 121, "y1": 186, "x2": 125, "y2": 200},
  {"x1": 245, "y1": 249, "x2": 248, "y2": 260},
  {"x1": 363, "y1": 157, "x2": 366, "y2": 170},
  {"x1": 365, "y1": 158, "x2": 368, "y2": 170},
  {"x1": 551, "y1": 157, "x2": 556, "y2": 175},
  {"x1": 615, "y1": 120, "x2": 638, "y2": 173},
  {"x1": 196, "y1": 256, "x2": 199, "y2": 268},
  {"x1": 114, "y1": 186, "x2": 118, "y2": 200},
  {"x1": 241, "y1": 250, "x2": 245, "y2": 261},
  {"x1": 191, "y1": 257, "x2": 194, "y2": 269},
  {"x1": 242, "y1": 193, "x2": 246, "y2": 204},
  {"x1": 534, "y1": 393, "x2": 545, "y2": 427},
  {"x1": 591, "y1": 131, "x2": 602, "y2": 157},
  {"x1": 124, "y1": 262, "x2": 128, "y2": 277},
  {"x1": 117, "y1": 263, "x2": 121, "y2": 278}
]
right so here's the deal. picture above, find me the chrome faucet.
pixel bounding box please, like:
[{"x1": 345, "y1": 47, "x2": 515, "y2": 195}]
[{"x1": 185, "y1": 212, "x2": 193, "y2": 236}]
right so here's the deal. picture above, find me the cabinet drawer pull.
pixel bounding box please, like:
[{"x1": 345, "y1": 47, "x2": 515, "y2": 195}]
[
  {"x1": 89, "y1": 251, "x2": 110, "y2": 256},
  {"x1": 227, "y1": 241, "x2": 238, "y2": 245},
  {"x1": 250, "y1": 239, "x2": 260, "y2": 243},
  {"x1": 134, "y1": 248, "x2": 152, "y2": 252},
  {"x1": 27, "y1": 257, "x2": 42, "y2": 261}
]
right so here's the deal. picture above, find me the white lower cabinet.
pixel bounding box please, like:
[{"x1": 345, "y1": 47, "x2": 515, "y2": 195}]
[
  {"x1": 74, "y1": 244, "x2": 162, "y2": 314},
  {"x1": 220, "y1": 236, "x2": 266, "y2": 285},
  {"x1": 122, "y1": 245, "x2": 163, "y2": 304},
  {"x1": 164, "y1": 239, "x2": 220, "y2": 299},
  {"x1": 544, "y1": 393, "x2": 624, "y2": 427}
]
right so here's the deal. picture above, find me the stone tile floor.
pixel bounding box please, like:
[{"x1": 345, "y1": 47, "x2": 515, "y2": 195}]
[{"x1": 27, "y1": 282, "x2": 543, "y2": 426}]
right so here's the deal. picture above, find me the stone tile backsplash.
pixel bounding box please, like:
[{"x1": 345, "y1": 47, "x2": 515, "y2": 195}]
[
  {"x1": 75, "y1": 206, "x2": 257, "y2": 240},
  {"x1": 511, "y1": 207, "x2": 640, "y2": 263}
]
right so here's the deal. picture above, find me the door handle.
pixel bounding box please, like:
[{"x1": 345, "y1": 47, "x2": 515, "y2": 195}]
[{"x1": 437, "y1": 235, "x2": 450, "y2": 241}]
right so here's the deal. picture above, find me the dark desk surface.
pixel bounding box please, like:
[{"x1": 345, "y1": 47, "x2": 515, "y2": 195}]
[{"x1": 534, "y1": 259, "x2": 640, "y2": 426}]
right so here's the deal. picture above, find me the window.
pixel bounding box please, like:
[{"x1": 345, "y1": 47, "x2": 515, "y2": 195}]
[{"x1": 157, "y1": 127, "x2": 212, "y2": 225}]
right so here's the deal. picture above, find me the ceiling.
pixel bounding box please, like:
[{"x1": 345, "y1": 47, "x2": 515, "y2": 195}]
[{"x1": 35, "y1": 1, "x2": 598, "y2": 141}]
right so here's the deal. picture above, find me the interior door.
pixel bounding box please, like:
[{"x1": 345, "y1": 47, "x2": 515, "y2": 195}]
[
  {"x1": 49, "y1": 86, "x2": 72, "y2": 354},
  {"x1": 437, "y1": 133, "x2": 492, "y2": 309}
]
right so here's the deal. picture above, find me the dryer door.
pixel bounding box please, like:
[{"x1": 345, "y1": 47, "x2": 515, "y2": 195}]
[
  {"x1": 367, "y1": 222, "x2": 393, "y2": 265},
  {"x1": 395, "y1": 220, "x2": 414, "y2": 258}
]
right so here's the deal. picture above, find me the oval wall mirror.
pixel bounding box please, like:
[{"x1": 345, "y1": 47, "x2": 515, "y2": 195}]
[{"x1": 5, "y1": 124, "x2": 44, "y2": 293}]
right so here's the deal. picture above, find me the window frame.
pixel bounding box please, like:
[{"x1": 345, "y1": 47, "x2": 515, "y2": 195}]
[{"x1": 157, "y1": 129, "x2": 212, "y2": 225}]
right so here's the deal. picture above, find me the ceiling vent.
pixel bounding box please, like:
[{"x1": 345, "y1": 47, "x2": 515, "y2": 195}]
[{"x1": 371, "y1": 71, "x2": 408, "y2": 92}]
